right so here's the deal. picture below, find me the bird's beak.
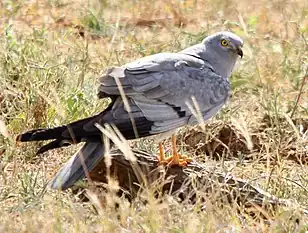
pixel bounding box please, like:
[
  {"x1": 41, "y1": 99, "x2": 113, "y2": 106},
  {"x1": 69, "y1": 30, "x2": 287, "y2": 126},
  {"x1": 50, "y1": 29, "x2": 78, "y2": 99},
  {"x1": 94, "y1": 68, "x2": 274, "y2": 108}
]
[{"x1": 236, "y1": 47, "x2": 243, "y2": 58}]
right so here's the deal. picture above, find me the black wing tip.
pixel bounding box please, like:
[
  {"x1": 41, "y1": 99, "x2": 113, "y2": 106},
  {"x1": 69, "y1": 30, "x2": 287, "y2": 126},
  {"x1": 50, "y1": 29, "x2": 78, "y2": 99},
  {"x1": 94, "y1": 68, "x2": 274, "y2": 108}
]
[
  {"x1": 16, "y1": 128, "x2": 46, "y2": 142},
  {"x1": 36, "y1": 145, "x2": 49, "y2": 155},
  {"x1": 36, "y1": 139, "x2": 73, "y2": 155},
  {"x1": 16, "y1": 134, "x2": 23, "y2": 142},
  {"x1": 16, "y1": 131, "x2": 36, "y2": 142},
  {"x1": 16, "y1": 127, "x2": 60, "y2": 142}
]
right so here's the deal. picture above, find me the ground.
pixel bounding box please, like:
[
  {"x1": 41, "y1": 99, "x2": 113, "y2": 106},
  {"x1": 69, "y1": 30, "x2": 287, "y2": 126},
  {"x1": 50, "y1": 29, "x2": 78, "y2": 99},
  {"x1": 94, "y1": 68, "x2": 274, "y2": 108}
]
[{"x1": 0, "y1": 0, "x2": 307, "y2": 232}]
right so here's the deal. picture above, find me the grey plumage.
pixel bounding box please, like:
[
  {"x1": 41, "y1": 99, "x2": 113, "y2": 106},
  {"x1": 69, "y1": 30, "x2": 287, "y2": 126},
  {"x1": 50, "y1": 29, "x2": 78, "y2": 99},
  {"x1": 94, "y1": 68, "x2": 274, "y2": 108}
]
[
  {"x1": 49, "y1": 142, "x2": 104, "y2": 190},
  {"x1": 17, "y1": 31, "x2": 243, "y2": 190}
]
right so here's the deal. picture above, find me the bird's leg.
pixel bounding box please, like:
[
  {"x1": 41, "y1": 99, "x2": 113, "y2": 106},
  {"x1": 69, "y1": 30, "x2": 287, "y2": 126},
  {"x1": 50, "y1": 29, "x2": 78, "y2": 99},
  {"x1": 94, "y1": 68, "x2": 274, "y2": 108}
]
[
  {"x1": 157, "y1": 142, "x2": 166, "y2": 162},
  {"x1": 166, "y1": 135, "x2": 192, "y2": 167},
  {"x1": 156, "y1": 136, "x2": 192, "y2": 166},
  {"x1": 171, "y1": 134, "x2": 180, "y2": 164},
  {"x1": 157, "y1": 142, "x2": 172, "y2": 165}
]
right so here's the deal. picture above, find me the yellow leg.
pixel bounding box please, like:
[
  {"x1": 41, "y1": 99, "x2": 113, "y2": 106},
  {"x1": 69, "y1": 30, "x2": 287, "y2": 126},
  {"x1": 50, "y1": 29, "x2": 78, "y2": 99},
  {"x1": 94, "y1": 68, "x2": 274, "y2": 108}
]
[
  {"x1": 158, "y1": 142, "x2": 166, "y2": 162},
  {"x1": 167, "y1": 135, "x2": 193, "y2": 166},
  {"x1": 171, "y1": 135, "x2": 180, "y2": 164},
  {"x1": 156, "y1": 135, "x2": 192, "y2": 166}
]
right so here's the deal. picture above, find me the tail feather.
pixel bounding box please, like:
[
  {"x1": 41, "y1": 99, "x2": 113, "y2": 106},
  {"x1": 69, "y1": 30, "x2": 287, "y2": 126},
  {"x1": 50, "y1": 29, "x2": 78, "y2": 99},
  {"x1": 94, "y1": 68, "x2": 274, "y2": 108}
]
[
  {"x1": 16, "y1": 126, "x2": 68, "y2": 142},
  {"x1": 16, "y1": 113, "x2": 103, "y2": 142},
  {"x1": 16, "y1": 97, "x2": 155, "y2": 189},
  {"x1": 48, "y1": 142, "x2": 105, "y2": 190},
  {"x1": 36, "y1": 139, "x2": 72, "y2": 154}
]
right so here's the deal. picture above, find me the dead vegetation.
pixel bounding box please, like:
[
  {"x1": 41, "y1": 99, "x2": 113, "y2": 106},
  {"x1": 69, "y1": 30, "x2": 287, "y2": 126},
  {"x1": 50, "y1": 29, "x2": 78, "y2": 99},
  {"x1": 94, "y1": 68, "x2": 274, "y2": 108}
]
[
  {"x1": 182, "y1": 116, "x2": 307, "y2": 164},
  {"x1": 85, "y1": 149, "x2": 308, "y2": 217}
]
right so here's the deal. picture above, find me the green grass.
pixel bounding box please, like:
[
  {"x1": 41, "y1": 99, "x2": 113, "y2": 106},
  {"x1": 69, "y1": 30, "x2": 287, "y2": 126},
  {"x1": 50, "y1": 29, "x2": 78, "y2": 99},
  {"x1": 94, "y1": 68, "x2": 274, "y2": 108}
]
[{"x1": 0, "y1": 0, "x2": 307, "y2": 232}]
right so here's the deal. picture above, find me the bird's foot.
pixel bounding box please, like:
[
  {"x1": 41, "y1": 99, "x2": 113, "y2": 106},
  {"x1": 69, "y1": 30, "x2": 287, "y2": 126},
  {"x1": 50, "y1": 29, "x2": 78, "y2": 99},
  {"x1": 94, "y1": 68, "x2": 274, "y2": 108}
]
[
  {"x1": 167, "y1": 153, "x2": 193, "y2": 167},
  {"x1": 157, "y1": 153, "x2": 193, "y2": 167},
  {"x1": 156, "y1": 139, "x2": 192, "y2": 167}
]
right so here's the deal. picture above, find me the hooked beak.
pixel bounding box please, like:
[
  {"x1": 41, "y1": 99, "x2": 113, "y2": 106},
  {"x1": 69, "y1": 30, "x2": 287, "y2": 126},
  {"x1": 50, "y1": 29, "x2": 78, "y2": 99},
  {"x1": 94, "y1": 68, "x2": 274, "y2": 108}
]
[{"x1": 236, "y1": 47, "x2": 243, "y2": 58}]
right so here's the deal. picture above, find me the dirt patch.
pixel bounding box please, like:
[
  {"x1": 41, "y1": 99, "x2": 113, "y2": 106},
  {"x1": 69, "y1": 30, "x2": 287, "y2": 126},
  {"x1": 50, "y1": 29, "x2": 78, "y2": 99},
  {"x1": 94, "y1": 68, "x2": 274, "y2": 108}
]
[
  {"x1": 181, "y1": 121, "x2": 261, "y2": 161},
  {"x1": 181, "y1": 117, "x2": 307, "y2": 164},
  {"x1": 260, "y1": 115, "x2": 308, "y2": 164}
]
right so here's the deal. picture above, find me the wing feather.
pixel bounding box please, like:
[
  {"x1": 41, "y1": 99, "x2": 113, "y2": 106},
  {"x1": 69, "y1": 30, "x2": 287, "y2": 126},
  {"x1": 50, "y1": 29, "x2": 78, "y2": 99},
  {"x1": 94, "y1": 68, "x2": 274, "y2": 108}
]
[{"x1": 98, "y1": 53, "x2": 230, "y2": 134}]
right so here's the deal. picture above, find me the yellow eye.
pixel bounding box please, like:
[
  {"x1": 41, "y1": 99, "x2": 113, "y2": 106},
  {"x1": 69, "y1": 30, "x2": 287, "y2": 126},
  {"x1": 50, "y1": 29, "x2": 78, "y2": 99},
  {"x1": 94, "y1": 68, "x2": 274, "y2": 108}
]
[{"x1": 221, "y1": 39, "x2": 229, "y2": 47}]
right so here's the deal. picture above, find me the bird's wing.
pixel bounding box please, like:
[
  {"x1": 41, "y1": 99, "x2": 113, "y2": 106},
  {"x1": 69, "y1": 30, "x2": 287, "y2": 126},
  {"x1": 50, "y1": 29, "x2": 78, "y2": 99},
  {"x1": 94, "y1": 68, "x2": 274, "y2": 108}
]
[
  {"x1": 99, "y1": 53, "x2": 230, "y2": 133},
  {"x1": 19, "y1": 53, "x2": 230, "y2": 153},
  {"x1": 49, "y1": 142, "x2": 104, "y2": 190}
]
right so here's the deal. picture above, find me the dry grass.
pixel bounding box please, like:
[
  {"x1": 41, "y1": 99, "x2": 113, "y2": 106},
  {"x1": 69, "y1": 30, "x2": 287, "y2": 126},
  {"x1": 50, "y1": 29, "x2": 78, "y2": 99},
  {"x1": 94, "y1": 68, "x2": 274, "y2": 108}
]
[{"x1": 0, "y1": 0, "x2": 307, "y2": 232}]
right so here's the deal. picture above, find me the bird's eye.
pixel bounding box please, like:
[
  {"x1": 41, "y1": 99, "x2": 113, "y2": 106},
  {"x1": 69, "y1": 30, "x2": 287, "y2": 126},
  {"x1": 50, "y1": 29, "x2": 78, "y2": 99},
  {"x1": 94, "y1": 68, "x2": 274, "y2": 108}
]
[{"x1": 220, "y1": 39, "x2": 229, "y2": 47}]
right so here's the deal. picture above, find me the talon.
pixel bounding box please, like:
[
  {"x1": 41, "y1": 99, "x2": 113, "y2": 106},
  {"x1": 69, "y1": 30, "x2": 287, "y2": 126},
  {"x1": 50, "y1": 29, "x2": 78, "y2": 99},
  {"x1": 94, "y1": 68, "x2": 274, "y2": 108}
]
[
  {"x1": 157, "y1": 155, "x2": 192, "y2": 166},
  {"x1": 167, "y1": 158, "x2": 188, "y2": 167},
  {"x1": 156, "y1": 135, "x2": 192, "y2": 167},
  {"x1": 177, "y1": 154, "x2": 193, "y2": 162},
  {"x1": 158, "y1": 153, "x2": 192, "y2": 167}
]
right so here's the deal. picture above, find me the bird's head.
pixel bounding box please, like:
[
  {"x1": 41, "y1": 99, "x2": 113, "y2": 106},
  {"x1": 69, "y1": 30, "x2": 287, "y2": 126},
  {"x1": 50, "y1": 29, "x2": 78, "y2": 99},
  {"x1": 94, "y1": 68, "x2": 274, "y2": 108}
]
[
  {"x1": 200, "y1": 31, "x2": 244, "y2": 78},
  {"x1": 203, "y1": 31, "x2": 244, "y2": 59}
]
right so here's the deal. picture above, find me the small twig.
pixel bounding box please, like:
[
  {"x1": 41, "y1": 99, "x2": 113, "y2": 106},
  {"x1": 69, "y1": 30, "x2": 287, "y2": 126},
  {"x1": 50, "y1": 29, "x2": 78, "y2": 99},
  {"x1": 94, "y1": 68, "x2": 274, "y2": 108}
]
[{"x1": 290, "y1": 68, "x2": 307, "y2": 118}]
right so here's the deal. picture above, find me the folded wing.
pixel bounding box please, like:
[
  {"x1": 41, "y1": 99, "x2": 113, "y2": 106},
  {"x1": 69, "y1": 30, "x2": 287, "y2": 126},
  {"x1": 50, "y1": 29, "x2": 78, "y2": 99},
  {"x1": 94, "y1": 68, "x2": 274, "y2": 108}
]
[{"x1": 99, "y1": 53, "x2": 230, "y2": 133}]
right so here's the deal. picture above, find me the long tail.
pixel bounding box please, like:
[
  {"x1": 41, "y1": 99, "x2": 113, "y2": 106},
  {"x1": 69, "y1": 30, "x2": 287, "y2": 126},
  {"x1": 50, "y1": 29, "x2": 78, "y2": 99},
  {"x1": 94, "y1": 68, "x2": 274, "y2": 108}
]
[
  {"x1": 16, "y1": 98, "x2": 154, "y2": 189},
  {"x1": 16, "y1": 114, "x2": 106, "y2": 190},
  {"x1": 16, "y1": 113, "x2": 103, "y2": 154},
  {"x1": 49, "y1": 142, "x2": 105, "y2": 190}
]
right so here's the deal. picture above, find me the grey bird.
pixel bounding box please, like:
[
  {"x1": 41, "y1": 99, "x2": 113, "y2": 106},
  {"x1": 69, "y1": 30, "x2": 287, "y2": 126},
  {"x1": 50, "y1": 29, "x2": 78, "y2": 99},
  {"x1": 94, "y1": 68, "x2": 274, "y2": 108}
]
[{"x1": 16, "y1": 31, "x2": 243, "y2": 190}]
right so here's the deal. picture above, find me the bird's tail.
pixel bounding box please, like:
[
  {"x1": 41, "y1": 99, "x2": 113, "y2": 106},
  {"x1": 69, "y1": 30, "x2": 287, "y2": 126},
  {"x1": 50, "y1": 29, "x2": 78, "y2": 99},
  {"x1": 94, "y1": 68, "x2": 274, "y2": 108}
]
[
  {"x1": 15, "y1": 113, "x2": 103, "y2": 154},
  {"x1": 16, "y1": 126, "x2": 68, "y2": 142},
  {"x1": 48, "y1": 141, "x2": 105, "y2": 190},
  {"x1": 16, "y1": 113, "x2": 100, "y2": 142}
]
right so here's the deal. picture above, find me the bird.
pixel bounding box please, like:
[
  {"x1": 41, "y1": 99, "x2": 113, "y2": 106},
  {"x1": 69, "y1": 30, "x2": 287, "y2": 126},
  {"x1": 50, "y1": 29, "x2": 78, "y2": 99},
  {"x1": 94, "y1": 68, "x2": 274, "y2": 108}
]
[{"x1": 16, "y1": 31, "x2": 243, "y2": 190}]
